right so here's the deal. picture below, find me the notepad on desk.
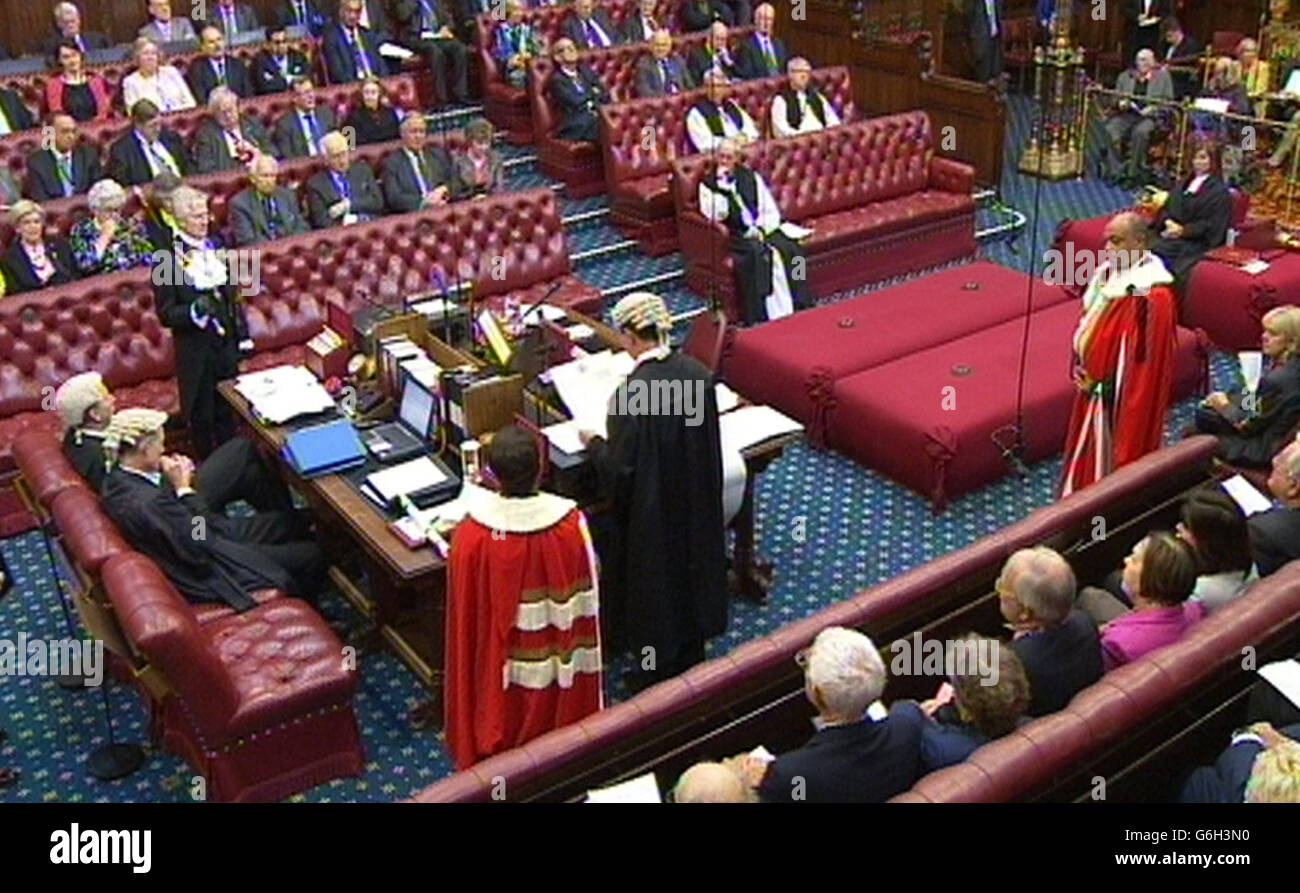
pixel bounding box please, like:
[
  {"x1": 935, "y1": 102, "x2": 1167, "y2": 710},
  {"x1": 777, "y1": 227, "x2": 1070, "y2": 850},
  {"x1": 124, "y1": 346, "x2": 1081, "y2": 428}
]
[
  {"x1": 719, "y1": 404, "x2": 804, "y2": 452},
  {"x1": 1259, "y1": 659, "x2": 1300, "y2": 710},
  {"x1": 1220, "y1": 474, "x2": 1274, "y2": 516},
  {"x1": 364, "y1": 456, "x2": 450, "y2": 506},
  {"x1": 235, "y1": 364, "x2": 335, "y2": 424},
  {"x1": 585, "y1": 771, "x2": 661, "y2": 804}
]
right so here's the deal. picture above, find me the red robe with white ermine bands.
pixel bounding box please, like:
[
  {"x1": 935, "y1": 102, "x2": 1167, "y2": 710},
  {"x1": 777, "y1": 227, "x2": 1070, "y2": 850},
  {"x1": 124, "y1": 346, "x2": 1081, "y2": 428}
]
[
  {"x1": 445, "y1": 491, "x2": 603, "y2": 771},
  {"x1": 1060, "y1": 270, "x2": 1178, "y2": 498}
]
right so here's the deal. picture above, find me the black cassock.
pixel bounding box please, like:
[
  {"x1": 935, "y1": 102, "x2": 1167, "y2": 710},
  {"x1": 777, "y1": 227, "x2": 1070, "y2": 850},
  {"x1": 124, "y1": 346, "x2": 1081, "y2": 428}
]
[
  {"x1": 101, "y1": 468, "x2": 324, "y2": 610},
  {"x1": 154, "y1": 236, "x2": 248, "y2": 459},
  {"x1": 1195, "y1": 356, "x2": 1300, "y2": 468},
  {"x1": 1151, "y1": 173, "x2": 1232, "y2": 290},
  {"x1": 587, "y1": 350, "x2": 729, "y2": 682}
]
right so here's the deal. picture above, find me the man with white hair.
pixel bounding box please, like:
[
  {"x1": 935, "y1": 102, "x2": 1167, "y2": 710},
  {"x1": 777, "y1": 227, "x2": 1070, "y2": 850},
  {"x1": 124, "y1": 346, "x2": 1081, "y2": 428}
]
[
  {"x1": 578, "y1": 291, "x2": 728, "y2": 690},
  {"x1": 745, "y1": 627, "x2": 924, "y2": 803},
  {"x1": 769, "y1": 57, "x2": 840, "y2": 138},
  {"x1": 55, "y1": 371, "x2": 293, "y2": 508},
  {"x1": 305, "y1": 130, "x2": 385, "y2": 227},
  {"x1": 734, "y1": 3, "x2": 786, "y2": 80},
  {"x1": 687, "y1": 21, "x2": 740, "y2": 85},
  {"x1": 698, "y1": 137, "x2": 811, "y2": 323},
  {"x1": 1249, "y1": 434, "x2": 1300, "y2": 576},
  {"x1": 140, "y1": 0, "x2": 198, "y2": 44},
  {"x1": 41, "y1": 2, "x2": 108, "y2": 59},
  {"x1": 1103, "y1": 48, "x2": 1173, "y2": 187},
  {"x1": 634, "y1": 29, "x2": 693, "y2": 98},
  {"x1": 193, "y1": 86, "x2": 277, "y2": 173},
  {"x1": 672, "y1": 762, "x2": 751, "y2": 803},
  {"x1": 998, "y1": 546, "x2": 1103, "y2": 716},
  {"x1": 685, "y1": 72, "x2": 757, "y2": 153},
  {"x1": 229, "y1": 154, "x2": 311, "y2": 245}
]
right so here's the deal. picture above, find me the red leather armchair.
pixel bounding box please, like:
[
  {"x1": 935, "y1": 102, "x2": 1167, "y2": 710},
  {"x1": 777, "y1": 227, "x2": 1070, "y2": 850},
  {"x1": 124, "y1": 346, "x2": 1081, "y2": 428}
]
[
  {"x1": 601, "y1": 66, "x2": 854, "y2": 255},
  {"x1": 104, "y1": 550, "x2": 363, "y2": 802},
  {"x1": 671, "y1": 111, "x2": 977, "y2": 321}
]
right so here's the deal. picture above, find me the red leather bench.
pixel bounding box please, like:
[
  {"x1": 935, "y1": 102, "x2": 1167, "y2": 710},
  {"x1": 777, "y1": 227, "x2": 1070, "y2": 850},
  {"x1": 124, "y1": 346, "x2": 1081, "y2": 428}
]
[
  {"x1": 104, "y1": 550, "x2": 363, "y2": 802},
  {"x1": 893, "y1": 559, "x2": 1300, "y2": 802},
  {"x1": 1054, "y1": 204, "x2": 1292, "y2": 353},
  {"x1": 408, "y1": 436, "x2": 1220, "y2": 801},
  {"x1": 477, "y1": 0, "x2": 658, "y2": 145},
  {"x1": 600, "y1": 67, "x2": 854, "y2": 255},
  {"x1": 0, "y1": 73, "x2": 419, "y2": 190},
  {"x1": 528, "y1": 27, "x2": 753, "y2": 198},
  {"x1": 671, "y1": 112, "x2": 978, "y2": 321}
]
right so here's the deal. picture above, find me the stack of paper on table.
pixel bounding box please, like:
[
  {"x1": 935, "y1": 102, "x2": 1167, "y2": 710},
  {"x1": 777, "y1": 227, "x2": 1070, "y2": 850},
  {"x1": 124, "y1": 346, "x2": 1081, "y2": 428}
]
[
  {"x1": 719, "y1": 404, "x2": 804, "y2": 452},
  {"x1": 1220, "y1": 474, "x2": 1274, "y2": 516},
  {"x1": 364, "y1": 456, "x2": 449, "y2": 505},
  {"x1": 546, "y1": 349, "x2": 637, "y2": 437},
  {"x1": 234, "y1": 365, "x2": 335, "y2": 424},
  {"x1": 585, "y1": 771, "x2": 661, "y2": 803}
]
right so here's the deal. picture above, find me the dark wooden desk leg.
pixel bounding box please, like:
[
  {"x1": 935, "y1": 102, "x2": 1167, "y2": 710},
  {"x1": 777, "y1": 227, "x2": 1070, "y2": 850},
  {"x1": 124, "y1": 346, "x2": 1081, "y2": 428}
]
[{"x1": 732, "y1": 473, "x2": 771, "y2": 604}]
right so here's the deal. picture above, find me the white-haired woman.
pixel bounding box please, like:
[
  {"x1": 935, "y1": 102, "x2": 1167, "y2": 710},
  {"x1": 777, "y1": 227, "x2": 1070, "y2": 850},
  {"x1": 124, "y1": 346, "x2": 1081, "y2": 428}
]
[
  {"x1": 69, "y1": 179, "x2": 156, "y2": 276},
  {"x1": 122, "y1": 37, "x2": 197, "y2": 114},
  {"x1": 1, "y1": 200, "x2": 77, "y2": 294}
]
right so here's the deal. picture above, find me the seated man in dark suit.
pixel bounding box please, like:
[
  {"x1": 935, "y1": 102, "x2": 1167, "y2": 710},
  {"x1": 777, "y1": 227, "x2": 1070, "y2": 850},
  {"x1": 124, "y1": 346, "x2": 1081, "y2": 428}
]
[
  {"x1": 108, "y1": 99, "x2": 189, "y2": 186},
  {"x1": 687, "y1": 21, "x2": 742, "y2": 85},
  {"x1": 998, "y1": 546, "x2": 1104, "y2": 717},
  {"x1": 382, "y1": 113, "x2": 457, "y2": 212},
  {"x1": 563, "y1": 0, "x2": 622, "y2": 49},
  {"x1": 734, "y1": 3, "x2": 787, "y2": 80},
  {"x1": 193, "y1": 86, "x2": 278, "y2": 173},
  {"x1": 0, "y1": 86, "x2": 36, "y2": 135},
  {"x1": 548, "y1": 37, "x2": 611, "y2": 144},
  {"x1": 230, "y1": 154, "x2": 312, "y2": 245},
  {"x1": 193, "y1": 0, "x2": 262, "y2": 39},
  {"x1": 1179, "y1": 721, "x2": 1300, "y2": 802},
  {"x1": 305, "y1": 129, "x2": 385, "y2": 227},
  {"x1": 55, "y1": 372, "x2": 295, "y2": 509},
  {"x1": 251, "y1": 25, "x2": 312, "y2": 94},
  {"x1": 681, "y1": 0, "x2": 734, "y2": 32},
  {"x1": 273, "y1": 76, "x2": 338, "y2": 157},
  {"x1": 274, "y1": 0, "x2": 329, "y2": 35},
  {"x1": 635, "y1": 29, "x2": 693, "y2": 98},
  {"x1": 25, "y1": 113, "x2": 102, "y2": 201},
  {"x1": 1250, "y1": 435, "x2": 1300, "y2": 576},
  {"x1": 737, "y1": 627, "x2": 923, "y2": 803},
  {"x1": 337, "y1": 0, "x2": 394, "y2": 44},
  {"x1": 622, "y1": 0, "x2": 664, "y2": 43},
  {"x1": 188, "y1": 25, "x2": 254, "y2": 103},
  {"x1": 323, "y1": 0, "x2": 388, "y2": 84},
  {"x1": 100, "y1": 408, "x2": 328, "y2": 611},
  {"x1": 41, "y1": 2, "x2": 109, "y2": 60},
  {"x1": 394, "y1": 0, "x2": 470, "y2": 107},
  {"x1": 1161, "y1": 17, "x2": 1203, "y2": 101}
]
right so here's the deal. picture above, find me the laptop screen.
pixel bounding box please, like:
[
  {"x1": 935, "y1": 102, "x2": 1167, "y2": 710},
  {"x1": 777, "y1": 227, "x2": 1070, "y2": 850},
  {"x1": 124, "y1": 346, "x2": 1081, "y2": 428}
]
[{"x1": 399, "y1": 378, "x2": 436, "y2": 439}]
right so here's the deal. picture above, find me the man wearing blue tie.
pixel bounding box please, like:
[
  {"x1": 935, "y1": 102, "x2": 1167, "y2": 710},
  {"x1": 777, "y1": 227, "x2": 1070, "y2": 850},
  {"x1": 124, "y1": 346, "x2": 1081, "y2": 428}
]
[
  {"x1": 275, "y1": 0, "x2": 328, "y2": 36},
  {"x1": 324, "y1": 0, "x2": 390, "y2": 83},
  {"x1": 230, "y1": 155, "x2": 312, "y2": 245},
  {"x1": 305, "y1": 130, "x2": 386, "y2": 227},
  {"x1": 563, "y1": 0, "x2": 622, "y2": 50},
  {"x1": 395, "y1": 0, "x2": 471, "y2": 106},
  {"x1": 635, "y1": 29, "x2": 694, "y2": 98},
  {"x1": 273, "y1": 77, "x2": 338, "y2": 157}
]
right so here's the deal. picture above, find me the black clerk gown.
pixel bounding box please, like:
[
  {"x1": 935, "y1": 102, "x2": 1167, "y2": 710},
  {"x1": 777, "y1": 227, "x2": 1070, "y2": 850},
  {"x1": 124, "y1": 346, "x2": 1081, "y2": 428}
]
[
  {"x1": 1151, "y1": 173, "x2": 1232, "y2": 287},
  {"x1": 586, "y1": 350, "x2": 729, "y2": 682},
  {"x1": 1195, "y1": 356, "x2": 1300, "y2": 468}
]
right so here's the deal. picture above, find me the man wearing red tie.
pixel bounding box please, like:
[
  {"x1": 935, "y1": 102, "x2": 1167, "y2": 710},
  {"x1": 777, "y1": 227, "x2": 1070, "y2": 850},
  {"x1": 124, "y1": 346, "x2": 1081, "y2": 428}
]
[
  {"x1": 635, "y1": 29, "x2": 694, "y2": 97},
  {"x1": 324, "y1": 0, "x2": 389, "y2": 83}
]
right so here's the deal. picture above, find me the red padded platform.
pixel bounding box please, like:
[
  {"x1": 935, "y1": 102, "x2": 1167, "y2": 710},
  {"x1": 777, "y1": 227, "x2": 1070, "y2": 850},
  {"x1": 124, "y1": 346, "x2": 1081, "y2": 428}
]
[
  {"x1": 722, "y1": 262, "x2": 1075, "y2": 444},
  {"x1": 827, "y1": 301, "x2": 1205, "y2": 508}
]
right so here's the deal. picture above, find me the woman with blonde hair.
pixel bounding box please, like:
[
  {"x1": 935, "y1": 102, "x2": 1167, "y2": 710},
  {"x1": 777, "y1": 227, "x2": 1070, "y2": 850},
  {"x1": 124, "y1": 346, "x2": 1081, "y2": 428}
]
[
  {"x1": 0, "y1": 200, "x2": 77, "y2": 294},
  {"x1": 122, "y1": 37, "x2": 197, "y2": 113},
  {"x1": 1196, "y1": 305, "x2": 1300, "y2": 467}
]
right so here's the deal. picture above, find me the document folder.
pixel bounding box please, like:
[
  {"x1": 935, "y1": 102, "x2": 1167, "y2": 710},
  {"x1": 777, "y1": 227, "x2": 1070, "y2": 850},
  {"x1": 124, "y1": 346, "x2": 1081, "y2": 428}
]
[{"x1": 282, "y1": 419, "x2": 367, "y2": 477}]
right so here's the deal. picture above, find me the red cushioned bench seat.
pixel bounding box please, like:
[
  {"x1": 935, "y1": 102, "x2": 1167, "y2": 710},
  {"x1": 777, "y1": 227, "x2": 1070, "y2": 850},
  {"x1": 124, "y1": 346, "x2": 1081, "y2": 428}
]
[
  {"x1": 722, "y1": 262, "x2": 1075, "y2": 445},
  {"x1": 827, "y1": 301, "x2": 1205, "y2": 508}
]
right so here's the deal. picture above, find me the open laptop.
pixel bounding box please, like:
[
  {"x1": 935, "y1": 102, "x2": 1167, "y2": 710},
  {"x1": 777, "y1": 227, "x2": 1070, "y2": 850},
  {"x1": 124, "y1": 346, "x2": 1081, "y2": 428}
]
[{"x1": 361, "y1": 375, "x2": 436, "y2": 463}]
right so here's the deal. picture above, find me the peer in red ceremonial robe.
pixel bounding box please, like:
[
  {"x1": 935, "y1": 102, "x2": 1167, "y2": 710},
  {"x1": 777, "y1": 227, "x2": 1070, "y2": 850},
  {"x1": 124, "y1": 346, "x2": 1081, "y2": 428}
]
[
  {"x1": 1061, "y1": 213, "x2": 1178, "y2": 497},
  {"x1": 444, "y1": 428, "x2": 603, "y2": 770}
]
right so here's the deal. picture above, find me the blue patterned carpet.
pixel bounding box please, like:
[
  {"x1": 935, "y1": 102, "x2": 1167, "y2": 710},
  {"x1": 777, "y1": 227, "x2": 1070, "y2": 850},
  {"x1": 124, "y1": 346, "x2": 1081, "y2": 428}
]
[{"x1": 0, "y1": 96, "x2": 1242, "y2": 802}]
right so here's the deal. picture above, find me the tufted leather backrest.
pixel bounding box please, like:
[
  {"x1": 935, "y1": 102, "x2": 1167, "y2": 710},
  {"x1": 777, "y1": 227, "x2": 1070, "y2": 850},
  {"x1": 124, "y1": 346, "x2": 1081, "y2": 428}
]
[
  {"x1": 672, "y1": 111, "x2": 936, "y2": 224},
  {"x1": 527, "y1": 28, "x2": 748, "y2": 143},
  {"x1": 899, "y1": 560, "x2": 1300, "y2": 802},
  {"x1": 104, "y1": 550, "x2": 241, "y2": 728},
  {"x1": 0, "y1": 269, "x2": 169, "y2": 418},
  {"x1": 0, "y1": 74, "x2": 419, "y2": 184},
  {"x1": 600, "y1": 66, "x2": 854, "y2": 189},
  {"x1": 50, "y1": 484, "x2": 130, "y2": 574}
]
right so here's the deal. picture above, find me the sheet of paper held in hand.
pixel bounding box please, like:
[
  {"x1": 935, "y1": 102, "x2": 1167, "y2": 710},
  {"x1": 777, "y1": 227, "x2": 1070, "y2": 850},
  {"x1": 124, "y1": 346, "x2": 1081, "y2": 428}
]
[
  {"x1": 585, "y1": 771, "x2": 661, "y2": 804},
  {"x1": 1238, "y1": 351, "x2": 1263, "y2": 395},
  {"x1": 234, "y1": 364, "x2": 336, "y2": 424},
  {"x1": 546, "y1": 349, "x2": 637, "y2": 438},
  {"x1": 1220, "y1": 474, "x2": 1273, "y2": 516},
  {"x1": 1258, "y1": 659, "x2": 1300, "y2": 710}
]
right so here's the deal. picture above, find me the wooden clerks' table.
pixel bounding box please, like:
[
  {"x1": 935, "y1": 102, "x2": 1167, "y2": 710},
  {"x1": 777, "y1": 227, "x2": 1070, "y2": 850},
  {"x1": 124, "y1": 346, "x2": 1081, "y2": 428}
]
[{"x1": 218, "y1": 381, "x2": 450, "y2": 712}]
